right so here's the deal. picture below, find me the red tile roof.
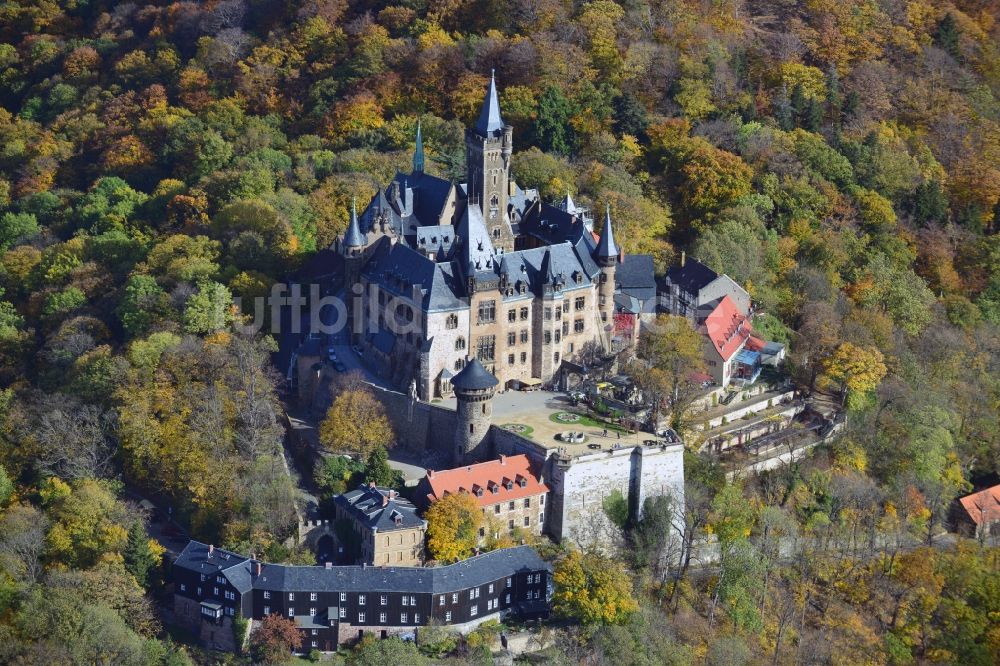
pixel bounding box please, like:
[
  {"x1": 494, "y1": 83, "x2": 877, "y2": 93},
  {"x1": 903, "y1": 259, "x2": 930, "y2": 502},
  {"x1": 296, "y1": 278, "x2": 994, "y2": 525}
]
[
  {"x1": 703, "y1": 295, "x2": 752, "y2": 362},
  {"x1": 423, "y1": 455, "x2": 548, "y2": 508},
  {"x1": 745, "y1": 335, "x2": 767, "y2": 352},
  {"x1": 959, "y1": 484, "x2": 1000, "y2": 526}
]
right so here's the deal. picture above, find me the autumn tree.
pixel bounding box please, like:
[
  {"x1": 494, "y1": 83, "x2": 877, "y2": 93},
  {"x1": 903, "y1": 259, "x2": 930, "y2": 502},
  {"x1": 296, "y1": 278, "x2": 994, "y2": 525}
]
[
  {"x1": 633, "y1": 315, "x2": 705, "y2": 430},
  {"x1": 822, "y1": 342, "x2": 887, "y2": 409},
  {"x1": 249, "y1": 614, "x2": 302, "y2": 664},
  {"x1": 318, "y1": 387, "x2": 394, "y2": 456},
  {"x1": 425, "y1": 491, "x2": 483, "y2": 563},
  {"x1": 552, "y1": 549, "x2": 638, "y2": 627}
]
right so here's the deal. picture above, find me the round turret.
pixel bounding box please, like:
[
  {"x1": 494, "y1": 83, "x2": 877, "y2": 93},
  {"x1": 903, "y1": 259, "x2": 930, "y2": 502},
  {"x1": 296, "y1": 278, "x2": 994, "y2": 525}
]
[{"x1": 452, "y1": 358, "x2": 498, "y2": 464}]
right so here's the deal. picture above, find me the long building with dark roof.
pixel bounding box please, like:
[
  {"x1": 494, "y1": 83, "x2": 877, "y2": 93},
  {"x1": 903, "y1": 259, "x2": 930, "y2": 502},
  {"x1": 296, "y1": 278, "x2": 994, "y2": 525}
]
[
  {"x1": 330, "y1": 73, "x2": 652, "y2": 400},
  {"x1": 172, "y1": 540, "x2": 551, "y2": 653}
]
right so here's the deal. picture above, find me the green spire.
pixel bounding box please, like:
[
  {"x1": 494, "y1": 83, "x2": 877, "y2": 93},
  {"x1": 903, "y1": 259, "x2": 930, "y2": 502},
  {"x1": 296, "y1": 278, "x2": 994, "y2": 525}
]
[{"x1": 413, "y1": 121, "x2": 424, "y2": 174}]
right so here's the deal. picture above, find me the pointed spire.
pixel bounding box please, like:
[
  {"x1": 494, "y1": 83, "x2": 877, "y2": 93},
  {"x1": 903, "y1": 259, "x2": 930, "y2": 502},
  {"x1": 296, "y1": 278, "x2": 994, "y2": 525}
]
[
  {"x1": 343, "y1": 196, "x2": 366, "y2": 248},
  {"x1": 595, "y1": 204, "x2": 618, "y2": 263},
  {"x1": 473, "y1": 69, "x2": 505, "y2": 136},
  {"x1": 412, "y1": 120, "x2": 424, "y2": 174},
  {"x1": 562, "y1": 192, "x2": 577, "y2": 215}
]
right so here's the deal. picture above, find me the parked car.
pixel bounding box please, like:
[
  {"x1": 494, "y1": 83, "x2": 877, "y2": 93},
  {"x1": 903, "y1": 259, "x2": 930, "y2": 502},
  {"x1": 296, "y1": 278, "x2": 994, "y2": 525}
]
[
  {"x1": 352, "y1": 345, "x2": 363, "y2": 356},
  {"x1": 333, "y1": 361, "x2": 346, "y2": 372},
  {"x1": 327, "y1": 348, "x2": 337, "y2": 361}
]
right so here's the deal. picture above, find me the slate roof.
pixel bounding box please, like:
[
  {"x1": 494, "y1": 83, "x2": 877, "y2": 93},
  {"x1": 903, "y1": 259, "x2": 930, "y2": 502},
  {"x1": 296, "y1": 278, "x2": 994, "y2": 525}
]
[
  {"x1": 362, "y1": 239, "x2": 465, "y2": 313},
  {"x1": 451, "y1": 357, "x2": 499, "y2": 391},
  {"x1": 335, "y1": 484, "x2": 425, "y2": 532},
  {"x1": 595, "y1": 206, "x2": 619, "y2": 261},
  {"x1": 496, "y1": 243, "x2": 596, "y2": 298},
  {"x1": 665, "y1": 257, "x2": 718, "y2": 295},
  {"x1": 457, "y1": 203, "x2": 496, "y2": 275},
  {"x1": 473, "y1": 72, "x2": 505, "y2": 136},
  {"x1": 343, "y1": 199, "x2": 366, "y2": 247},
  {"x1": 616, "y1": 254, "x2": 656, "y2": 301},
  {"x1": 173, "y1": 542, "x2": 254, "y2": 593}
]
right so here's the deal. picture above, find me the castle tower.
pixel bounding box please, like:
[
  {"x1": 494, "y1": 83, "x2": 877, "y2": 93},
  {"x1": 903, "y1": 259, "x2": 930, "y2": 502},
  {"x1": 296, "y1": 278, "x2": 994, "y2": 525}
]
[
  {"x1": 466, "y1": 71, "x2": 514, "y2": 251},
  {"x1": 594, "y1": 205, "x2": 619, "y2": 327},
  {"x1": 451, "y1": 357, "x2": 499, "y2": 464}
]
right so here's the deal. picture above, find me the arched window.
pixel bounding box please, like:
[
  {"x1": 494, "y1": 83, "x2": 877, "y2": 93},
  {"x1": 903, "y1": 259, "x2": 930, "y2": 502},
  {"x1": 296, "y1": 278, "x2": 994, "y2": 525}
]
[
  {"x1": 455, "y1": 337, "x2": 466, "y2": 351},
  {"x1": 490, "y1": 194, "x2": 499, "y2": 207},
  {"x1": 455, "y1": 359, "x2": 465, "y2": 371},
  {"x1": 446, "y1": 314, "x2": 458, "y2": 329}
]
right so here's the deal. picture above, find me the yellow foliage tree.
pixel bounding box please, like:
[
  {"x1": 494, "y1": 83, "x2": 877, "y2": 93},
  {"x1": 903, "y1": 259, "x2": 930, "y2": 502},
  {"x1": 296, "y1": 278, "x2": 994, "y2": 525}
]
[
  {"x1": 318, "y1": 387, "x2": 395, "y2": 456},
  {"x1": 552, "y1": 549, "x2": 638, "y2": 627},
  {"x1": 822, "y1": 342, "x2": 887, "y2": 409},
  {"x1": 425, "y1": 491, "x2": 483, "y2": 563}
]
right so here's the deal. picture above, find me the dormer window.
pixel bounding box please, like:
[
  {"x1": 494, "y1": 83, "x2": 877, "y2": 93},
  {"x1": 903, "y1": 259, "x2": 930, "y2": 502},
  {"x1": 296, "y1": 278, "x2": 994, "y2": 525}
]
[{"x1": 504, "y1": 480, "x2": 513, "y2": 490}]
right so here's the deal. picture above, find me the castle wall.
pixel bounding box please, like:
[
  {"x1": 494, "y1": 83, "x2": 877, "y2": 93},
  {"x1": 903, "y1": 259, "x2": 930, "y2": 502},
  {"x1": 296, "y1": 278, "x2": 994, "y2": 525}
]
[{"x1": 367, "y1": 385, "x2": 458, "y2": 457}]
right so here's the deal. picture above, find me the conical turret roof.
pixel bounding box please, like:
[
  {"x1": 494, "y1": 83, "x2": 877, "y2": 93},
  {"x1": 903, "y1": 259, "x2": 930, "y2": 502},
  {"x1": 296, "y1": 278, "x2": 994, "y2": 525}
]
[
  {"x1": 452, "y1": 357, "x2": 499, "y2": 391},
  {"x1": 595, "y1": 204, "x2": 619, "y2": 261},
  {"x1": 343, "y1": 197, "x2": 366, "y2": 247},
  {"x1": 473, "y1": 70, "x2": 505, "y2": 136}
]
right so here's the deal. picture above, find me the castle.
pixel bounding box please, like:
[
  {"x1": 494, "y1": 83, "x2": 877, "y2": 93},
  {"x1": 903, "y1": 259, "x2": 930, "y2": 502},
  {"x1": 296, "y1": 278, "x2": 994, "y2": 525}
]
[{"x1": 335, "y1": 73, "x2": 643, "y2": 400}]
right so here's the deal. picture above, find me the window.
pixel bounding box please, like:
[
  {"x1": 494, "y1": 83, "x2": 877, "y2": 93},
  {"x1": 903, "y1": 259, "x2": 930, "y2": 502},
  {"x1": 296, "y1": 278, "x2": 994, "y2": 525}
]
[
  {"x1": 380, "y1": 595, "x2": 387, "y2": 606},
  {"x1": 540, "y1": 495, "x2": 545, "y2": 506},
  {"x1": 506, "y1": 577, "x2": 512, "y2": 588},
  {"x1": 310, "y1": 607, "x2": 317, "y2": 616},
  {"x1": 544, "y1": 307, "x2": 552, "y2": 320},
  {"x1": 455, "y1": 358, "x2": 464, "y2": 372},
  {"x1": 288, "y1": 593, "x2": 295, "y2": 601},
  {"x1": 471, "y1": 605, "x2": 478, "y2": 617},
  {"x1": 358, "y1": 595, "x2": 366, "y2": 605},
  {"x1": 446, "y1": 313, "x2": 458, "y2": 329},
  {"x1": 494, "y1": 504, "x2": 501, "y2": 514},
  {"x1": 543, "y1": 331, "x2": 551, "y2": 344},
  {"x1": 264, "y1": 606, "x2": 270, "y2": 615},
  {"x1": 534, "y1": 589, "x2": 541, "y2": 599},
  {"x1": 524, "y1": 516, "x2": 531, "y2": 527},
  {"x1": 525, "y1": 590, "x2": 531, "y2": 600},
  {"x1": 379, "y1": 612, "x2": 386, "y2": 623},
  {"x1": 554, "y1": 352, "x2": 560, "y2": 363},
  {"x1": 288, "y1": 608, "x2": 295, "y2": 617},
  {"x1": 508, "y1": 519, "x2": 515, "y2": 529},
  {"x1": 555, "y1": 305, "x2": 562, "y2": 319},
  {"x1": 340, "y1": 592, "x2": 346, "y2": 602},
  {"x1": 520, "y1": 352, "x2": 527, "y2": 363},
  {"x1": 310, "y1": 593, "x2": 317, "y2": 602},
  {"x1": 508, "y1": 354, "x2": 515, "y2": 365},
  {"x1": 439, "y1": 595, "x2": 445, "y2": 606},
  {"x1": 509, "y1": 501, "x2": 515, "y2": 510},
  {"x1": 562, "y1": 321, "x2": 569, "y2": 336},
  {"x1": 575, "y1": 297, "x2": 585, "y2": 311},
  {"x1": 455, "y1": 337, "x2": 465, "y2": 351},
  {"x1": 410, "y1": 596, "x2": 416, "y2": 606},
  {"x1": 470, "y1": 589, "x2": 476, "y2": 601},
  {"x1": 508, "y1": 309, "x2": 516, "y2": 323},
  {"x1": 180, "y1": 584, "x2": 186, "y2": 592},
  {"x1": 519, "y1": 307, "x2": 528, "y2": 320},
  {"x1": 452, "y1": 593, "x2": 458, "y2": 604},
  {"x1": 415, "y1": 613, "x2": 421, "y2": 624},
  {"x1": 213, "y1": 587, "x2": 219, "y2": 596},
  {"x1": 216, "y1": 575, "x2": 225, "y2": 584},
  {"x1": 507, "y1": 331, "x2": 516, "y2": 346},
  {"x1": 401, "y1": 613, "x2": 408, "y2": 623},
  {"x1": 476, "y1": 335, "x2": 495, "y2": 362},
  {"x1": 445, "y1": 611, "x2": 452, "y2": 622},
  {"x1": 568, "y1": 343, "x2": 574, "y2": 352},
  {"x1": 488, "y1": 583, "x2": 494, "y2": 594},
  {"x1": 540, "y1": 511, "x2": 544, "y2": 523},
  {"x1": 263, "y1": 591, "x2": 270, "y2": 600},
  {"x1": 339, "y1": 607, "x2": 346, "y2": 619},
  {"x1": 311, "y1": 641, "x2": 318, "y2": 648},
  {"x1": 478, "y1": 300, "x2": 496, "y2": 323},
  {"x1": 518, "y1": 329, "x2": 527, "y2": 343},
  {"x1": 358, "y1": 612, "x2": 366, "y2": 623},
  {"x1": 506, "y1": 594, "x2": 510, "y2": 604}
]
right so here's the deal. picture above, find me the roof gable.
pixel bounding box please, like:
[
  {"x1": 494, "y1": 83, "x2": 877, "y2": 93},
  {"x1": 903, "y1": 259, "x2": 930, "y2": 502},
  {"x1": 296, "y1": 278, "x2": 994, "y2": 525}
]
[{"x1": 703, "y1": 295, "x2": 752, "y2": 362}]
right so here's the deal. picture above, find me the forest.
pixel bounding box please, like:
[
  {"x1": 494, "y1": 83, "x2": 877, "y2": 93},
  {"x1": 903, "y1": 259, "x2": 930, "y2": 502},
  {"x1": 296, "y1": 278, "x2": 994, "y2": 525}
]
[{"x1": 0, "y1": 0, "x2": 997, "y2": 663}]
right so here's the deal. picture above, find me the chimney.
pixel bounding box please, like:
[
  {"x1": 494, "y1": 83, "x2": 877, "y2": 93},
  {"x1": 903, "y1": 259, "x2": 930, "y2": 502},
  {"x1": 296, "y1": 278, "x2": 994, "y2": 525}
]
[
  {"x1": 325, "y1": 562, "x2": 333, "y2": 569},
  {"x1": 369, "y1": 481, "x2": 376, "y2": 488},
  {"x1": 382, "y1": 495, "x2": 388, "y2": 507},
  {"x1": 208, "y1": 544, "x2": 214, "y2": 558},
  {"x1": 256, "y1": 562, "x2": 262, "y2": 576},
  {"x1": 427, "y1": 469, "x2": 434, "y2": 478},
  {"x1": 680, "y1": 251, "x2": 686, "y2": 267},
  {"x1": 499, "y1": 454, "x2": 506, "y2": 465}
]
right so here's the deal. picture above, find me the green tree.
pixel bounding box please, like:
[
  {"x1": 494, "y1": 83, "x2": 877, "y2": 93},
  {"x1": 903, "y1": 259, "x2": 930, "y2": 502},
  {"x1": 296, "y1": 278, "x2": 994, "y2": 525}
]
[
  {"x1": 124, "y1": 521, "x2": 158, "y2": 589},
  {"x1": 0, "y1": 211, "x2": 38, "y2": 250},
  {"x1": 934, "y1": 13, "x2": 961, "y2": 59},
  {"x1": 552, "y1": 549, "x2": 638, "y2": 627},
  {"x1": 362, "y1": 445, "x2": 397, "y2": 487},
  {"x1": 351, "y1": 634, "x2": 427, "y2": 666},
  {"x1": 633, "y1": 315, "x2": 706, "y2": 429},
  {"x1": 183, "y1": 281, "x2": 233, "y2": 334},
  {"x1": 118, "y1": 274, "x2": 169, "y2": 337},
  {"x1": 76, "y1": 177, "x2": 149, "y2": 235},
  {"x1": 534, "y1": 86, "x2": 578, "y2": 155}
]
